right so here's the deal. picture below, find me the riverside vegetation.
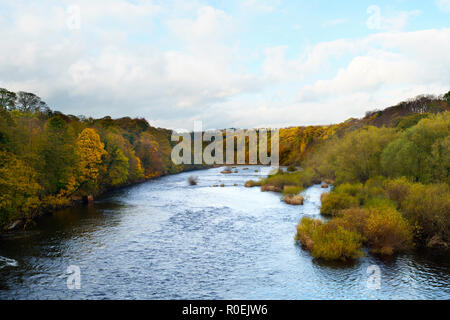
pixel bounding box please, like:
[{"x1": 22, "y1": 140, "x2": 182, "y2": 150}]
[
  {"x1": 1, "y1": 87, "x2": 450, "y2": 262},
  {"x1": 0, "y1": 88, "x2": 202, "y2": 230},
  {"x1": 246, "y1": 92, "x2": 450, "y2": 261}
]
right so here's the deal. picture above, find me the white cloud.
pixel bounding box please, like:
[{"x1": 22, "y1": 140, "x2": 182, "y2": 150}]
[
  {"x1": 437, "y1": 0, "x2": 450, "y2": 12},
  {"x1": 0, "y1": 1, "x2": 261, "y2": 126},
  {"x1": 0, "y1": 1, "x2": 448, "y2": 130}
]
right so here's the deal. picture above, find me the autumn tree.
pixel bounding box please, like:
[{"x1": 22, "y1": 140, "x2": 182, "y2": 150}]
[
  {"x1": 0, "y1": 150, "x2": 41, "y2": 225},
  {"x1": 102, "y1": 132, "x2": 130, "y2": 186},
  {"x1": 75, "y1": 128, "x2": 107, "y2": 195},
  {"x1": 381, "y1": 112, "x2": 450, "y2": 183},
  {"x1": 38, "y1": 116, "x2": 76, "y2": 194}
]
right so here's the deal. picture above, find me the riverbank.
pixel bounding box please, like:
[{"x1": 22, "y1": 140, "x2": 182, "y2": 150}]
[
  {"x1": 1, "y1": 165, "x2": 448, "y2": 299},
  {"x1": 1, "y1": 164, "x2": 210, "y2": 234}
]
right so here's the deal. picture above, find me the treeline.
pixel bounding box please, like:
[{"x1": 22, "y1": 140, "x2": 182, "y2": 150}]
[
  {"x1": 0, "y1": 88, "x2": 188, "y2": 229},
  {"x1": 278, "y1": 93, "x2": 450, "y2": 165},
  {"x1": 252, "y1": 91, "x2": 450, "y2": 259}
]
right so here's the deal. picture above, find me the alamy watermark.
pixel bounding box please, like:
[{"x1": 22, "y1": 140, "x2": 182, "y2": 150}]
[
  {"x1": 171, "y1": 121, "x2": 279, "y2": 166},
  {"x1": 366, "y1": 264, "x2": 381, "y2": 290},
  {"x1": 66, "y1": 5, "x2": 81, "y2": 30},
  {"x1": 66, "y1": 265, "x2": 81, "y2": 290}
]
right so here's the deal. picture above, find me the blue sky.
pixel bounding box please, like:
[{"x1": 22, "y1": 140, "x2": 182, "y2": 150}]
[{"x1": 0, "y1": 0, "x2": 449, "y2": 129}]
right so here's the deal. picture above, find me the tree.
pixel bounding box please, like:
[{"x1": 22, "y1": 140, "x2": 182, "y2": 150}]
[
  {"x1": 444, "y1": 91, "x2": 450, "y2": 104},
  {"x1": 39, "y1": 116, "x2": 75, "y2": 194},
  {"x1": 381, "y1": 112, "x2": 450, "y2": 183},
  {"x1": 0, "y1": 88, "x2": 16, "y2": 110},
  {"x1": 317, "y1": 126, "x2": 396, "y2": 183},
  {"x1": 75, "y1": 128, "x2": 107, "y2": 195},
  {"x1": 102, "y1": 132, "x2": 129, "y2": 186},
  {"x1": 0, "y1": 150, "x2": 41, "y2": 225},
  {"x1": 16, "y1": 91, "x2": 41, "y2": 112}
]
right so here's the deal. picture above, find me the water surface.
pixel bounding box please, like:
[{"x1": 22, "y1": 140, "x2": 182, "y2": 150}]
[{"x1": 1, "y1": 166, "x2": 449, "y2": 299}]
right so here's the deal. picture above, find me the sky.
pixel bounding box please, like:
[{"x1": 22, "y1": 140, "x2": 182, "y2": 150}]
[{"x1": 1, "y1": 0, "x2": 450, "y2": 130}]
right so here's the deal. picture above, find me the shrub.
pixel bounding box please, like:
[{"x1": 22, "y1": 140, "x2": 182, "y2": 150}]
[
  {"x1": 335, "y1": 208, "x2": 371, "y2": 235},
  {"x1": 295, "y1": 217, "x2": 321, "y2": 250},
  {"x1": 295, "y1": 217, "x2": 364, "y2": 261},
  {"x1": 311, "y1": 223, "x2": 364, "y2": 261},
  {"x1": 261, "y1": 167, "x2": 319, "y2": 191},
  {"x1": 262, "y1": 171, "x2": 302, "y2": 189},
  {"x1": 282, "y1": 185, "x2": 303, "y2": 196},
  {"x1": 320, "y1": 192, "x2": 359, "y2": 216},
  {"x1": 244, "y1": 180, "x2": 262, "y2": 188},
  {"x1": 363, "y1": 197, "x2": 396, "y2": 210},
  {"x1": 364, "y1": 208, "x2": 413, "y2": 255},
  {"x1": 335, "y1": 183, "x2": 364, "y2": 198},
  {"x1": 385, "y1": 177, "x2": 412, "y2": 205},
  {"x1": 399, "y1": 182, "x2": 450, "y2": 244}
]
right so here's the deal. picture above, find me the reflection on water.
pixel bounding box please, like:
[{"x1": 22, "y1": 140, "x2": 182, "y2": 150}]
[{"x1": 0, "y1": 166, "x2": 449, "y2": 299}]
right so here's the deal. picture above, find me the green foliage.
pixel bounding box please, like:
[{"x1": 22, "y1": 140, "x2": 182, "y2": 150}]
[
  {"x1": 260, "y1": 167, "x2": 318, "y2": 191},
  {"x1": 311, "y1": 222, "x2": 364, "y2": 261},
  {"x1": 244, "y1": 179, "x2": 262, "y2": 187},
  {"x1": 38, "y1": 116, "x2": 75, "y2": 194},
  {"x1": 395, "y1": 182, "x2": 450, "y2": 244},
  {"x1": 320, "y1": 192, "x2": 359, "y2": 216},
  {"x1": 295, "y1": 217, "x2": 364, "y2": 261},
  {"x1": 364, "y1": 208, "x2": 413, "y2": 255},
  {"x1": 107, "y1": 148, "x2": 129, "y2": 186},
  {"x1": 0, "y1": 150, "x2": 41, "y2": 225},
  {"x1": 444, "y1": 91, "x2": 450, "y2": 104},
  {"x1": 0, "y1": 89, "x2": 186, "y2": 228},
  {"x1": 381, "y1": 112, "x2": 450, "y2": 184},
  {"x1": 394, "y1": 113, "x2": 430, "y2": 130},
  {"x1": 282, "y1": 185, "x2": 303, "y2": 196}
]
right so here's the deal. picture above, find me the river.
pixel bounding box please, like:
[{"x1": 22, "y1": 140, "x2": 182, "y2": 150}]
[{"x1": 0, "y1": 166, "x2": 449, "y2": 299}]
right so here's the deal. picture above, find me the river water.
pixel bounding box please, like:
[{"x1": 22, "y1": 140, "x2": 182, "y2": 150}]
[{"x1": 0, "y1": 166, "x2": 449, "y2": 299}]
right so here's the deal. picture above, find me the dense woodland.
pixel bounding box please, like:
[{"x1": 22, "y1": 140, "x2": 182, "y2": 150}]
[
  {"x1": 1, "y1": 87, "x2": 450, "y2": 254},
  {"x1": 254, "y1": 92, "x2": 450, "y2": 259},
  {"x1": 0, "y1": 88, "x2": 191, "y2": 229}
]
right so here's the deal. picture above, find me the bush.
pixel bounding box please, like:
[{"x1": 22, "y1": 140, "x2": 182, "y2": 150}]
[
  {"x1": 334, "y1": 183, "x2": 364, "y2": 198},
  {"x1": 262, "y1": 171, "x2": 302, "y2": 189},
  {"x1": 320, "y1": 192, "x2": 359, "y2": 216},
  {"x1": 282, "y1": 185, "x2": 303, "y2": 196},
  {"x1": 398, "y1": 182, "x2": 450, "y2": 244},
  {"x1": 385, "y1": 177, "x2": 412, "y2": 204},
  {"x1": 296, "y1": 217, "x2": 363, "y2": 261},
  {"x1": 244, "y1": 180, "x2": 262, "y2": 188},
  {"x1": 364, "y1": 208, "x2": 413, "y2": 255},
  {"x1": 334, "y1": 208, "x2": 371, "y2": 235},
  {"x1": 261, "y1": 167, "x2": 319, "y2": 191},
  {"x1": 295, "y1": 217, "x2": 322, "y2": 250},
  {"x1": 311, "y1": 222, "x2": 364, "y2": 261},
  {"x1": 363, "y1": 197, "x2": 396, "y2": 210}
]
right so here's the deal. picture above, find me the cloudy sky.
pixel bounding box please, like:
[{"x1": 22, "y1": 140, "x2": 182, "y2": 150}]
[{"x1": 1, "y1": 0, "x2": 450, "y2": 129}]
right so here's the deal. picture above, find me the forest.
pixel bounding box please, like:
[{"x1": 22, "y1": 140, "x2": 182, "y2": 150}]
[
  {"x1": 1, "y1": 86, "x2": 449, "y2": 255},
  {"x1": 0, "y1": 88, "x2": 192, "y2": 230},
  {"x1": 252, "y1": 92, "x2": 450, "y2": 259}
]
